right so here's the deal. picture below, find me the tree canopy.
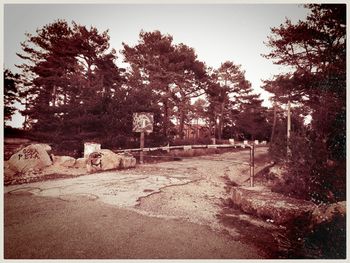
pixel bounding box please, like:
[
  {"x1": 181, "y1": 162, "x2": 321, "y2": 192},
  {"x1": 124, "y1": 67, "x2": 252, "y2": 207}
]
[
  {"x1": 262, "y1": 4, "x2": 346, "y2": 203},
  {"x1": 9, "y1": 19, "x2": 280, "y2": 152}
]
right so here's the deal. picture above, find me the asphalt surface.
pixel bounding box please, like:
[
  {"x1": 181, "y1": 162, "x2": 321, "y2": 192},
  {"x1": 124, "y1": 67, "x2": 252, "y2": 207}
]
[
  {"x1": 4, "y1": 192, "x2": 264, "y2": 259},
  {"x1": 4, "y1": 148, "x2": 272, "y2": 259}
]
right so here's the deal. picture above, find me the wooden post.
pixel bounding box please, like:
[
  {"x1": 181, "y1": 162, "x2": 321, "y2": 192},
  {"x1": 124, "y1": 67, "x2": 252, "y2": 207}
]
[
  {"x1": 250, "y1": 144, "x2": 255, "y2": 187},
  {"x1": 140, "y1": 131, "x2": 145, "y2": 164}
]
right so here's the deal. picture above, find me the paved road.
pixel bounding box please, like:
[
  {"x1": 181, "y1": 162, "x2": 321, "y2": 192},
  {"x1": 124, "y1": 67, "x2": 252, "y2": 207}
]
[
  {"x1": 4, "y1": 147, "x2": 272, "y2": 259},
  {"x1": 4, "y1": 193, "x2": 264, "y2": 259}
]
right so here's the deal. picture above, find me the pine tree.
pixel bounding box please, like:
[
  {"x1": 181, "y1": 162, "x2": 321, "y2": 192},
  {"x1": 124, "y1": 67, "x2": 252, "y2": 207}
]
[
  {"x1": 4, "y1": 69, "x2": 20, "y2": 124},
  {"x1": 122, "y1": 30, "x2": 207, "y2": 139},
  {"x1": 16, "y1": 20, "x2": 124, "y2": 146}
]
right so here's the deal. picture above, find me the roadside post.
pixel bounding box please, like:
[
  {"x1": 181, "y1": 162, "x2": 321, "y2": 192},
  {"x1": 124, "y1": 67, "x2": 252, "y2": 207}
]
[
  {"x1": 249, "y1": 143, "x2": 255, "y2": 187},
  {"x1": 140, "y1": 124, "x2": 145, "y2": 164},
  {"x1": 132, "y1": 112, "x2": 154, "y2": 164}
]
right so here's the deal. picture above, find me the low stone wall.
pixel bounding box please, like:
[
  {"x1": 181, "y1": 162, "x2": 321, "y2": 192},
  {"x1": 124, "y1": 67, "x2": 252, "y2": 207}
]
[
  {"x1": 231, "y1": 186, "x2": 317, "y2": 225},
  {"x1": 231, "y1": 186, "x2": 346, "y2": 233}
]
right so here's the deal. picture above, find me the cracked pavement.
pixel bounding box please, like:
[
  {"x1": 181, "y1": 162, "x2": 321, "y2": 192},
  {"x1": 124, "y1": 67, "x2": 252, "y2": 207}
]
[
  {"x1": 4, "y1": 147, "x2": 277, "y2": 259},
  {"x1": 5, "y1": 147, "x2": 272, "y2": 234}
]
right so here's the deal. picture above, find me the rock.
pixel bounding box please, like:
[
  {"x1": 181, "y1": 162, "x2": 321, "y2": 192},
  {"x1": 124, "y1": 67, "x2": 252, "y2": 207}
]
[
  {"x1": 268, "y1": 164, "x2": 287, "y2": 179},
  {"x1": 75, "y1": 158, "x2": 87, "y2": 169},
  {"x1": 231, "y1": 187, "x2": 316, "y2": 225},
  {"x1": 8, "y1": 144, "x2": 53, "y2": 173},
  {"x1": 311, "y1": 201, "x2": 346, "y2": 226},
  {"x1": 4, "y1": 161, "x2": 17, "y2": 179},
  {"x1": 119, "y1": 154, "x2": 137, "y2": 169},
  {"x1": 53, "y1": 155, "x2": 76, "y2": 167},
  {"x1": 86, "y1": 149, "x2": 122, "y2": 173}
]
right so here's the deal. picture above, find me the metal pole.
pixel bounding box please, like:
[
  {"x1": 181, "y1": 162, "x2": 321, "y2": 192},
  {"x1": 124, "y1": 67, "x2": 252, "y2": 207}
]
[
  {"x1": 287, "y1": 100, "x2": 291, "y2": 157},
  {"x1": 252, "y1": 143, "x2": 255, "y2": 184},
  {"x1": 140, "y1": 131, "x2": 145, "y2": 164}
]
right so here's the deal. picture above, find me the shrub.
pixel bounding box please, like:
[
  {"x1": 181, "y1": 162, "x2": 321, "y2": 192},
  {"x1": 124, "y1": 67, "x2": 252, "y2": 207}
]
[{"x1": 270, "y1": 131, "x2": 346, "y2": 204}]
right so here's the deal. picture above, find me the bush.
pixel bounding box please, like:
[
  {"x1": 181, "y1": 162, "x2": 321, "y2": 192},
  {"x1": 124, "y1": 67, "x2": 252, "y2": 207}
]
[
  {"x1": 4, "y1": 127, "x2": 30, "y2": 138},
  {"x1": 270, "y1": 131, "x2": 346, "y2": 204},
  {"x1": 171, "y1": 137, "x2": 212, "y2": 146},
  {"x1": 53, "y1": 139, "x2": 83, "y2": 158},
  {"x1": 305, "y1": 213, "x2": 346, "y2": 258}
]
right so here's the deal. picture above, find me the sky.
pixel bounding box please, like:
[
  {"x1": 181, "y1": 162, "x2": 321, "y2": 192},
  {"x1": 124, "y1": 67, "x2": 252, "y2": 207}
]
[{"x1": 4, "y1": 3, "x2": 310, "y2": 127}]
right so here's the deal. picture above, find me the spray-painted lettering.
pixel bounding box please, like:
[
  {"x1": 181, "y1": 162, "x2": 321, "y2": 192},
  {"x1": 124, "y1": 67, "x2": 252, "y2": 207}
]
[
  {"x1": 89, "y1": 152, "x2": 103, "y2": 168},
  {"x1": 19, "y1": 149, "x2": 40, "y2": 160}
]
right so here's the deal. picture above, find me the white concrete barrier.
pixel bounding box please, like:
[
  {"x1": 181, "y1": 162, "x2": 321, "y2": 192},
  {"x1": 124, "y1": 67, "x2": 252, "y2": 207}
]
[{"x1": 84, "y1": 142, "x2": 101, "y2": 158}]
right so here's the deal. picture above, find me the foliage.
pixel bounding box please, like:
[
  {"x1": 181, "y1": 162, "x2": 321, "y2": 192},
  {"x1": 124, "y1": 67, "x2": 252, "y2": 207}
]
[
  {"x1": 206, "y1": 62, "x2": 270, "y2": 140},
  {"x1": 122, "y1": 30, "x2": 207, "y2": 138},
  {"x1": 305, "y1": 213, "x2": 346, "y2": 259},
  {"x1": 263, "y1": 4, "x2": 346, "y2": 203},
  {"x1": 16, "y1": 20, "x2": 125, "y2": 146},
  {"x1": 4, "y1": 69, "x2": 20, "y2": 123}
]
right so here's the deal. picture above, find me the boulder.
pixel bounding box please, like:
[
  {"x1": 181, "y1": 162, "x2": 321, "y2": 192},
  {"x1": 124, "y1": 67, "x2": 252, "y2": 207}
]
[
  {"x1": 53, "y1": 155, "x2": 76, "y2": 167},
  {"x1": 311, "y1": 201, "x2": 346, "y2": 226},
  {"x1": 119, "y1": 154, "x2": 137, "y2": 169},
  {"x1": 4, "y1": 161, "x2": 17, "y2": 179},
  {"x1": 8, "y1": 144, "x2": 53, "y2": 173},
  {"x1": 86, "y1": 149, "x2": 122, "y2": 173},
  {"x1": 231, "y1": 187, "x2": 316, "y2": 225},
  {"x1": 75, "y1": 158, "x2": 87, "y2": 169}
]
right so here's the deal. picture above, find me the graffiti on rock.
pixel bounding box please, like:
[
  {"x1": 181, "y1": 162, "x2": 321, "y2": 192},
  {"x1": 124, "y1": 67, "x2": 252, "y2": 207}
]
[
  {"x1": 89, "y1": 152, "x2": 103, "y2": 168},
  {"x1": 18, "y1": 149, "x2": 40, "y2": 160}
]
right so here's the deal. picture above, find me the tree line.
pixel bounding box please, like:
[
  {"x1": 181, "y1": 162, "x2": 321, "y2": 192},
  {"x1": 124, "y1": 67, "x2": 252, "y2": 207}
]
[
  {"x1": 4, "y1": 4, "x2": 345, "y2": 203},
  {"x1": 4, "y1": 20, "x2": 270, "y2": 149}
]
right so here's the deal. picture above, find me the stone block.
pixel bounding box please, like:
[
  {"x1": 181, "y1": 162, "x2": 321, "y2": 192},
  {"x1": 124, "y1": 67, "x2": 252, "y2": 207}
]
[
  {"x1": 84, "y1": 142, "x2": 101, "y2": 158},
  {"x1": 119, "y1": 155, "x2": 137, "y2": 169},
  {"x1": 53, "y1": 155, "x2": 76, "y2": 167},
  {"x1": 231, "y1": 187, "x2": 316, "y2": 225}
]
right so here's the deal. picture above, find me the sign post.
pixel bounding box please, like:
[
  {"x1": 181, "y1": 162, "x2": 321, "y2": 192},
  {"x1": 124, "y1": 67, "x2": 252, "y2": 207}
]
[
  {"x1": 249, "y1": 143, "x2": 255, "y2": 187},
  {"x1": 140, "y1": 130, "x2": 145, "y2": 164},
  {"x1": 133, "y1": 112, "x2": 154, "y2": 164}
]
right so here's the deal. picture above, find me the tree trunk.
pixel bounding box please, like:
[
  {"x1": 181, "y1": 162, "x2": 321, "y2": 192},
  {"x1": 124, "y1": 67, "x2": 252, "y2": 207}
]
[
  {"x1": 163, "y1": 100, "x2": 169, "y2": 137},
  {"x1": 218, "y1": 102, "x2": 224, "y2": 140},
  {"x1": 270, "y1": 102, "x2": 277, "y2": 143},
  {"x1": 179, "y1": 102, "x2": 186, "y2": 139}
]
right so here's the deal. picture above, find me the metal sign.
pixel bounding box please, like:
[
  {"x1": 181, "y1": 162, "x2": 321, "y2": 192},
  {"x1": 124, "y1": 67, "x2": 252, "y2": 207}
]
[{"x1": 132, "y1": 112, "x2": 154, "y2": 133}]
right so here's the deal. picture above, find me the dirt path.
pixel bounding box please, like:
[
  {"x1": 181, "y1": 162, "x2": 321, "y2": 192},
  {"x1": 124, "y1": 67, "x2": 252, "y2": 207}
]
[{"x1": 4, "y1": 147, "x2": 285, "y2": 259}]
